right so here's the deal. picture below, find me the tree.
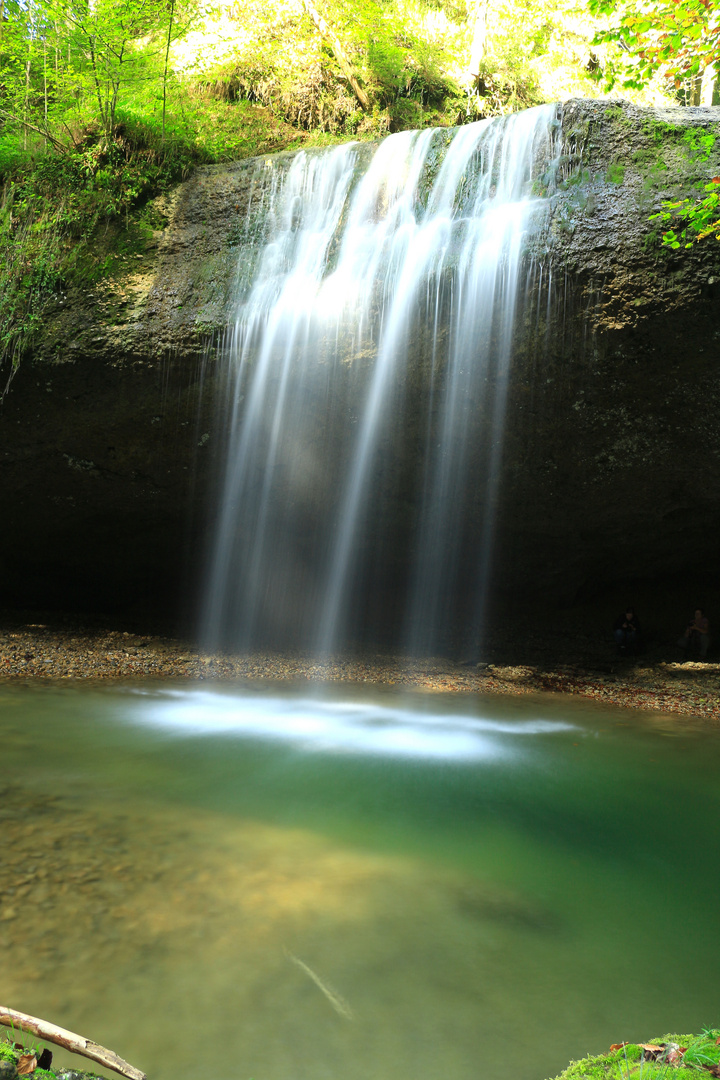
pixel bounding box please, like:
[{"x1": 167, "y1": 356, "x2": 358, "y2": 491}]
[
  {"x1": 301, "y1": 0, "x2": 370, "y2": 110},
  {"x1": 586, "y1": 0, "x2": 719, "y2": 104},
  {"x1": 0, "y1": 0, "x2": 191, "y2": 149},
  {"x1": 586, "y1": 0, "x2": 719, "y2": 247},
  {"x1": 48, "y1": 0, "x2": 176, "y2": 142}
]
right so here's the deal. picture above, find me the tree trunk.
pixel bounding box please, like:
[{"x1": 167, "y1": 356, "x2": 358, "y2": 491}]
[
  {"x1": 43, "y1": 41, "x2": 48, "y2": 133},
  {"x1": 469, "y1": 0, "x2": 489, "y2": 76},
  {"x1": 163, "y1": 0, "x2": 175, "y2": 139},
  {"x1": 301, "y1": 0, "x2": 370, "y2": 110},
  {"x1": 700, "y1": 62, "x2": 716, "y2": 106}
]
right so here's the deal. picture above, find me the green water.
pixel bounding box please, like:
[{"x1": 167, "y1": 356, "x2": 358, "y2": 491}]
[{"x1": 0, "y1": 682, "x2": 718, "y2": 1080}]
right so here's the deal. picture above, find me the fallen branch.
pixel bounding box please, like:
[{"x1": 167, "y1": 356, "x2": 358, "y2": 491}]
[
  {"x1": 0, "y1": 1007, "x2": 146, "y2": 1080},
  {"x1": 0, "y1": 111, "x2": 69, "y2": 155}
]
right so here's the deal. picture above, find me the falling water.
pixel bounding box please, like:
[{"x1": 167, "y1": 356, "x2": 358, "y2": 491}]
[{"x1": 203, "y1": 105, "x2": 560, "y2": 655}]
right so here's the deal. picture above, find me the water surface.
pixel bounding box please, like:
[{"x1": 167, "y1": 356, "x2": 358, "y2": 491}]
[{"x1": 1, "y1": 682, "x2": 718, "y2": 1080}]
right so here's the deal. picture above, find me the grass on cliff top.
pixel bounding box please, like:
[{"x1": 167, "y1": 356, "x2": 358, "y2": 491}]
[
  {"x1": 0, "y1": 94, "x2": 345, "y2": 390},
  {"x1": 550, "y1": 1032, "x2": 720, "y2": 1080}
]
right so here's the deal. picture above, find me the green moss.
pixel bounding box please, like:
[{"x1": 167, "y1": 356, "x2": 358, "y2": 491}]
[
  {"x1": 682, "y1": 1034, "x2": 720, "y2": 1069},
  {"x1": 605, "y1": 162, "x2": 626, "y2": 184},
  {"x1": 682, "y1": 129, "x2": 716, "y2": 161},
  {"x1": 193, "y1": 253, "x2": 228, "y2": 284},
  {"x1": 0, "y1": 1038, "x2": 107, "y2": 1080},
  {"x1": 641, "y1": 118, "x2": 683, "y2": 145},
  {"x1": 549, "y1": 1032, "x2": 720, "y2": 1080},
  {"x1": 604, "y1": 105, "x2": 631, "y2": 126},
  {"x1": 641, "y1": 228, "x2": 662, "y2": 253},
  {"x1": 550, "y1": 1043, "x2": 643, "y2": 1080},
  {"x1": 632, "y1": 147, "x2": 671, "y2": 172},
  {"x1": 561, "y1": 166, "x2": 592, "y2": 188},
  {"x1": 637, "y1": 119, "x2": 717, "y2": 168}
]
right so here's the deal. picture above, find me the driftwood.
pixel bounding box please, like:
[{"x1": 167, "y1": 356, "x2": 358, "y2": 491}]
[{"x1": 0, "y1": 1007, "x2": 146, "y2": 1080}]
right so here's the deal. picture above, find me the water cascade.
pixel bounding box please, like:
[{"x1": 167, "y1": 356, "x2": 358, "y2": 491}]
[{"x1": 203, "y1": 105, "x2": 560, "y2": 655}]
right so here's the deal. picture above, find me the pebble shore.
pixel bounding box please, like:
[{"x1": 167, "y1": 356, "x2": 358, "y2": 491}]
[{"x1": 1, "y1": 619, "x2": 718, "y2": 720}]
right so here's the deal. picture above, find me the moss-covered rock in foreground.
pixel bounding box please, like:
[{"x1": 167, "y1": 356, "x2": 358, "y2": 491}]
[
  {"x1": 0, "y1": 1038, "x2": 113, "y2": 1080},
  {"x1": 550, "y1": 1032, "x2": 720, "y2": 1080},
  {"x1": 3, "y1": 1029, "x2": 720, "y2": 1080}
]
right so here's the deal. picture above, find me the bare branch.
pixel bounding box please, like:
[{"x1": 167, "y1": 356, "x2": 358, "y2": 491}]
[
  {"x1": 0, "y1": 1006, "x2": 147, "y2": 1080},
  {"x1": 0, "y1": 109, "x2": 69, "y2": 153}
]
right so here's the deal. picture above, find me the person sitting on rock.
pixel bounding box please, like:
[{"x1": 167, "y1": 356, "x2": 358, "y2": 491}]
[
  {"x1": 613, "y1": 608, "x2": 640, "y2": 654},
  {"x1": 679, "y1": 608, "x2": 710, "y2": 659}
]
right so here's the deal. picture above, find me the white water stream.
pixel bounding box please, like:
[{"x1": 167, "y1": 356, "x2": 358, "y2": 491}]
[{"x1": 203, "y1": 106, "x2": 559, "y2": 654}]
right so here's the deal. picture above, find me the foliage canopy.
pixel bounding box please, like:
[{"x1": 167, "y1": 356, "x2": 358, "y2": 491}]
[{"x1": 586, "y1": 0, "x2": 719, "y2": 100}]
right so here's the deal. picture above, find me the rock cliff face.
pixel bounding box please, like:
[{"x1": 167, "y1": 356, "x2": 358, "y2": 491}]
[
  {"x1": 497, "y1": 100, "x2": 720, "y2": 611},
  {"x1": 2, "y1": 99, "x2": 719, "y2": 634}
]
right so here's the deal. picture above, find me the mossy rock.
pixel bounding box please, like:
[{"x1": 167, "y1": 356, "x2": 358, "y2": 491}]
[
  {"x1": 550, "y1": 1032, "x2": 720, "y2": 1080},
  {"x1": 0, "y1": 1040, "x2": 108, "y2": 1080}
]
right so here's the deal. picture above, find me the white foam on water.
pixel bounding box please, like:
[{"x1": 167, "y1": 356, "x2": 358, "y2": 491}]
[{"x1": 129, "y1": 688, "x2": 578, "y2": 761}]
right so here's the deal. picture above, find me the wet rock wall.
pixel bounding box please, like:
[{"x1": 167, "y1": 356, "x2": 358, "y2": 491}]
[{"x1": 1, "y1": 99, "x2": 719, "y2": 632}]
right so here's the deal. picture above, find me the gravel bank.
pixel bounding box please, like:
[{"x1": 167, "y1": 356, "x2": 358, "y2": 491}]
[{"x1": 1, "y1": 618, "x2": 718, "y2": 721}]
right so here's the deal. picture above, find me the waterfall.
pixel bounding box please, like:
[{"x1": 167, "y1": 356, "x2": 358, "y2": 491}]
[{"x1": 202, "y1": 104, "x2": 559, "y2": 656}]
